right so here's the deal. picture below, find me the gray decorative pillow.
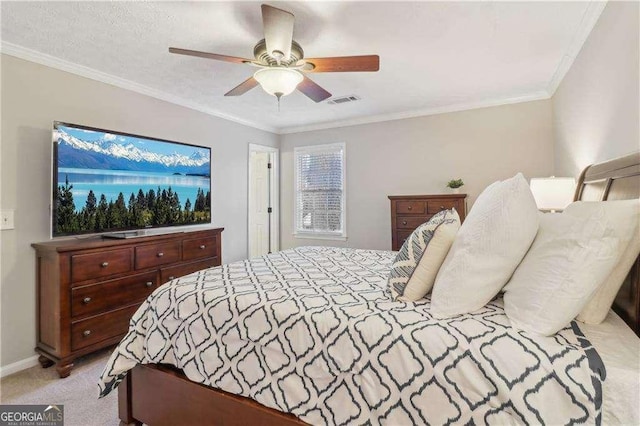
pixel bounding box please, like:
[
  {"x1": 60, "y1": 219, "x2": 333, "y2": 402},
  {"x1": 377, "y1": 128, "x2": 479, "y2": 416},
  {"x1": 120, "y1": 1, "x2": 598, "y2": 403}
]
[{"x1": 388, "y1": 209, "x2": 461, "y2": 301}]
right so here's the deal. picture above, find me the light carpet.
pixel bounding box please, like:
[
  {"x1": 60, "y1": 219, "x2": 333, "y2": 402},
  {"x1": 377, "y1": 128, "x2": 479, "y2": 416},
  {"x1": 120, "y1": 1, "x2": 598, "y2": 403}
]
[{"x1": 0, "y1": 349, "x2": 118, "y2": 426}]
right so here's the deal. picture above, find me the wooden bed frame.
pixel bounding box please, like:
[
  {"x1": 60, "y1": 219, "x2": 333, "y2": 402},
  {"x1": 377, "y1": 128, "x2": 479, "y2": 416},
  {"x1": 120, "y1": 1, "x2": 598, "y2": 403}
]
[{"x1": 118, "y1": 152, "x2": 640, "y2": 426}]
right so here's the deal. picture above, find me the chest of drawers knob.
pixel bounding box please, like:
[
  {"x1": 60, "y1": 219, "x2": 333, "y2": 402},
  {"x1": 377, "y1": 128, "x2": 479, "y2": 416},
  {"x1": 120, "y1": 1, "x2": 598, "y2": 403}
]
[
  {"x1": 199, "y1": 245, "x2": 206, "y2": 250},
  {"x1": 402, "y1": 220, "x2": 407, "y2": 225},
  {"x1": 440, "y1": 205, "x2": 445, "y2": 210},
  {"x1": 83, "y1": 330, "x2": 91, "y2": 337},
  {"x1": 157, "y1": 252, "x2": 164, "y2": 258},
  {"x1": 407, "y1": 206, "x2": 412, "y2": 210},
  {"x1": 82, "y1": 297, "x2": 92, "y2": 304},
  {"x1": 145, "y1": 281, "x2": 153, "y2": 288},
  {"x1": 101, "y1": 262, "x2": 109, "y2": 268},
  {"x1": 168, "y1": 276, "x2": 175, "y2": 281}
]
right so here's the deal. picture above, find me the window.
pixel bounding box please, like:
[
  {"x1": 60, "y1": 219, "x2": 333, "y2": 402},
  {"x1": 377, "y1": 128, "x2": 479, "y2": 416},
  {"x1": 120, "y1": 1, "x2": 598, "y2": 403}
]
[{"x1": 294, "y1": 143, "x2": 346, "y2": 239}]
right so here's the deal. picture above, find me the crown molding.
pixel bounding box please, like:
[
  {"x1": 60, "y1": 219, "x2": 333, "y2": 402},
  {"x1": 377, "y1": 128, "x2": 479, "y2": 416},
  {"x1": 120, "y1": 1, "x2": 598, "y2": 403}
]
[
  {"x1": 278, "y1": 91, "x2": 551, "y2": 134},
  {"x1": 2, "y1": 0, "x2": 604, "y2": 136},
  {"x1": 547, "y1": 0, "x2": 607, "y2": 96},
  {"x1": 0, "y1": 41, "x2": 279, "y2": 134}
]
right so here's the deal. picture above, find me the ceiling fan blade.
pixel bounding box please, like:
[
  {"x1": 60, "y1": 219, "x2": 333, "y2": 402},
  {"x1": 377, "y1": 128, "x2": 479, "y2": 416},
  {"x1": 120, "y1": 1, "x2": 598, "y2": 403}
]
[
  {"x1": 224, "y1": 77, "x2": 259, "y2": 96},
  {"x1": 302, "y1": 55, "x2": 380, "y2": 73},
  {"x1": 261, "y1": 4, "x2": 294, "y2": 61},
  {"x1": 297, "y1": 76, "x2": 331, "y2": 103},
  {"x1": 169, "y1": 47, "x2": 251, "y2": 64}
]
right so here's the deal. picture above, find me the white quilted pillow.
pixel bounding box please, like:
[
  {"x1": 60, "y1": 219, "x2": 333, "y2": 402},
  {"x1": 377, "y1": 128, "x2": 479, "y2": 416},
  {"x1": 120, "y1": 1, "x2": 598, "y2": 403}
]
[
  {"x1": 431, "y1": 173, "x2": 539, "y2": 317},
  {"x1": 564, "y1": 200, "x2": 640, "y2": 324},
  {"x1": 503, "y1": 210, "x2": 621, "y2": 336}
]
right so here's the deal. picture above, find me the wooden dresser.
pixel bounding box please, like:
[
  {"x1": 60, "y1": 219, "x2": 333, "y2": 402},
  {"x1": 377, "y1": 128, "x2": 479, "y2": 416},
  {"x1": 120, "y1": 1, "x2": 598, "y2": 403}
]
[
  {"x1": 389, "y1": 194, "x2": 467, "y2": 251},
  {"x1": 32, "y1": 228, "x2": 223, "y2": 378}
]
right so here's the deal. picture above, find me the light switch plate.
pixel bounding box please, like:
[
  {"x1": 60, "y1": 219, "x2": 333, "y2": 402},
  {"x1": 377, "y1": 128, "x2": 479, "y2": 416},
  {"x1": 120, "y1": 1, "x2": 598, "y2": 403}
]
[{"x1": 1, "y1": 209, "x2": 15, "y2": 230}]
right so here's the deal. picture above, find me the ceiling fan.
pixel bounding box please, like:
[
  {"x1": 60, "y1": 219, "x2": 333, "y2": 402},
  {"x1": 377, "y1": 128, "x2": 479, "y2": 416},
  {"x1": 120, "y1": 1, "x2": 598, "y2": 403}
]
[{"x1": 169, "y1": 4, "x2": 380, "y2": 105}]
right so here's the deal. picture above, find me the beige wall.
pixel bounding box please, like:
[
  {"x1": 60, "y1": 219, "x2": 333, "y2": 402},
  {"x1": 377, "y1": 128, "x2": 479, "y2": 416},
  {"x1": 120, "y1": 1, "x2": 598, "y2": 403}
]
[
  {"x1": 3, "y1": 1, "x2": 633, "y2": 370},
  {"x1": 280, "y1": 100, "x2": 554, "y2": 251},
  {"x1": 553, "y1": 1, "x2": 639, "y2": 177},
  {"x1": 0, "y1": 55, "x2": 278, "y2": 367}
]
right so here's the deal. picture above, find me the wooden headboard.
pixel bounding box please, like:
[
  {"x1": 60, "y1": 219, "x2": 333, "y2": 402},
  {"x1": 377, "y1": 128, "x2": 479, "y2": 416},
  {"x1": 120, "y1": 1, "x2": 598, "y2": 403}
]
[{"x1": 574, "y1": 151, "x2": 640, "y2": 335}]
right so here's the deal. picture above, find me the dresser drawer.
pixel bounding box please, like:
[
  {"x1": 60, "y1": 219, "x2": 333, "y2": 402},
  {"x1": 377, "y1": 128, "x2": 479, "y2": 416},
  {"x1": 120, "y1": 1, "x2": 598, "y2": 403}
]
[
  {"x1": 71, "y1": 248, "x2": 132, "y2": 283},
  {"x1": 183, "y1": 236, "x2": 217, "y2": 261},
  {"x1": 396, "y1": 216, "x2": 431, "y2": 229},
  {"x1": 396, "y1": 200, "x2": 426, "y2": 214},
  {"x1": 160, "y1": 258, "x2": 217, "y2": 284},
  {"x1": 135, "y1": 241, "x2": 181, "y2": 269},
  {"x1": 427, "y1": 199, "x2": 460, "y2": 214},
  {"x1": 71, "y1": 271, "x2": 157, "y2": 318},
  {"x1": 396, "y1": 230, "x2": 413, "y2": 249},
  {"x1": 71, "y1": 304, "x2": 139, "y2": 351}
]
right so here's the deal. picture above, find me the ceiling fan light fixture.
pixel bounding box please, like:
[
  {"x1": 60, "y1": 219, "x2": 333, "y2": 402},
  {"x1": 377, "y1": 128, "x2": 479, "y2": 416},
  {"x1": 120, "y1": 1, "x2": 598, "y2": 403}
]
[{"x1": 253, "y1": 67, "x2": 303, "y2": 98}]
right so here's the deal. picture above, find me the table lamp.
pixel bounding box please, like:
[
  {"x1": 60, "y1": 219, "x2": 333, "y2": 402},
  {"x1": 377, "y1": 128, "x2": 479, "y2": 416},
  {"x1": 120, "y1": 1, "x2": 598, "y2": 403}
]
[{"x1": 530, "y1": 176, "x2": 576, "y2": 212}]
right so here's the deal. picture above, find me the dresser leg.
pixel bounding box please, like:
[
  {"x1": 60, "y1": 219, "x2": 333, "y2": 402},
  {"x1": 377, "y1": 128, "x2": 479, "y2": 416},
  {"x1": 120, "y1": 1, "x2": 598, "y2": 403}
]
[
  {"x1": 55, "y1": 360, "x2": 74, "y2": 378},
  {"x1": 38, "y1": 355, "x2": 54, "y2": 369}
]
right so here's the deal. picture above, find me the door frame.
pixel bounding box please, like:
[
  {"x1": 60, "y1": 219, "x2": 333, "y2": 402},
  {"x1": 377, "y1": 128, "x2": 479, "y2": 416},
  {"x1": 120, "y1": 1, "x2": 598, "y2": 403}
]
[{"x1": 247, "y1": 143, "x2": 279, "y2": 257}]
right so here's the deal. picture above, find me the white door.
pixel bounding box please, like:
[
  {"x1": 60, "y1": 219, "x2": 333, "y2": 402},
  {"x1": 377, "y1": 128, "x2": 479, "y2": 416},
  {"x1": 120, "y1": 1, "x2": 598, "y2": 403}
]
[{"x1": 249, "y1": 151, "x2": 271, "y2": 258}]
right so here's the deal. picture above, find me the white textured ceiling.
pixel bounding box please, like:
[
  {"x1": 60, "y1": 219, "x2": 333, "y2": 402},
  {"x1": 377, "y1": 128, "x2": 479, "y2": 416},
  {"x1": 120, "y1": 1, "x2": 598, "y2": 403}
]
[{"x1": 1, "y1": 1, "x2": 601, "y2": 133}]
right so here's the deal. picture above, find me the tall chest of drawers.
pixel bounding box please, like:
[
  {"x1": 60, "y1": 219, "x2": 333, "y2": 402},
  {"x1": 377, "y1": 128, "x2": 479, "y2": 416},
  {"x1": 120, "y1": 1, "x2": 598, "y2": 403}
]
[
  {"x1": 389, "y1": 194, "x2": 467, "y2": 251},
  {"x1": 32, "y1": 228, "x2": 223, "y2": 377}
]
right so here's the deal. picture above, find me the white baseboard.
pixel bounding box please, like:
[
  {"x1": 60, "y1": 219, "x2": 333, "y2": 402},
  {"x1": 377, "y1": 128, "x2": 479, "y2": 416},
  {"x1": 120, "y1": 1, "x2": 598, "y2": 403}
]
[{"x1": 0, "y1": 355, "x2": 39, "y2": 378}]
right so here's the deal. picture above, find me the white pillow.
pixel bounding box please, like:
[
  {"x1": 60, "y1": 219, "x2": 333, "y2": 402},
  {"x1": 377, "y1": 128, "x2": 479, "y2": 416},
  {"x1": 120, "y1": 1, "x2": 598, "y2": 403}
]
[
  {"x1": 503, "y1": 210, "x2": 621, "y2": 336},
  {"x1": 388, "y1": 209, "x2": 460, "y2": 301},
  {"x1": 564, "y1": 200, "x2": 640, "y2": 324},
  {"x1": 431, "y1": 173, "x2": 539, "y2": 317}
]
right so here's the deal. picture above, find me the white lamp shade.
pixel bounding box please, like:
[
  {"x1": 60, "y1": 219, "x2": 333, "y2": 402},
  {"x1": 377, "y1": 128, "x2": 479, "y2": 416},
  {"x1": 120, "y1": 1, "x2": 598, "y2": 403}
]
[
  {"x1": 530, "y1": 177, "x2": 576, "y2": 211},
  {"x1": 254, "y1": 68, "x2": 303, "y2": 97}
]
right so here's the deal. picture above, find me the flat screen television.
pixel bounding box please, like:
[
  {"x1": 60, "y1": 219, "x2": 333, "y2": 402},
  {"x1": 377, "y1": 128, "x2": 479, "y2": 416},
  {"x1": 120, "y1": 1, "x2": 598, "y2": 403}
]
[{"x1": 52, "y1": 121, "x2": 211, "y2": 237}]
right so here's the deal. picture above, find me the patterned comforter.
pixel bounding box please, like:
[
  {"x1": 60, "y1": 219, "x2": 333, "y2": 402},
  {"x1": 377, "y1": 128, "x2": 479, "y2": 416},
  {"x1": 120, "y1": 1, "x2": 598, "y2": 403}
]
[{"x1": 99, "y1": 246, "x2": 604, "y2": 425}]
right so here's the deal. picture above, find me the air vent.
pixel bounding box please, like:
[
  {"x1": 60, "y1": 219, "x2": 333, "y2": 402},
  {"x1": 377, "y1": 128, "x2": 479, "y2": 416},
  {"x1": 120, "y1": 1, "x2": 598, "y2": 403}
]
[{"x1": 328, "y1": 95, "x2": 361, "y2": 105}]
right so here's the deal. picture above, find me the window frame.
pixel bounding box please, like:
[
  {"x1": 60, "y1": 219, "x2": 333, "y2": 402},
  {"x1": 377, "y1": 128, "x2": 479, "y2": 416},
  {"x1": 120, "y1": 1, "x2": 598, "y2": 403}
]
[{"x1": 293, "y1": 142, "x2": 347, "y2": 241}]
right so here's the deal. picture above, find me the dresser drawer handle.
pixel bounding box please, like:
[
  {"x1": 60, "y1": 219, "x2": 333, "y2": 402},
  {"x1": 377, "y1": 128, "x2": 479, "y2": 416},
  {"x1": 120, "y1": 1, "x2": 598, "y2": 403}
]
[
  {"x1": 157, "y1": 252, "x2": 164, "y2": 258},
  {"x1": 402, "y1": 220, "x2": 407, "y2": 225},
  {"x1": 199, "y1": 245, "x2": 206, "y2": 250},
  {"x1": 145, "y1": 281, "x2": 153, "y2": 288},
  {"x1": 83, "y1": 330, "x2": 91, "y2": 337},
  {"x1": 440, "y1": 205, "x2": 445, "y2": 210},
  {"x1": 82, "y1": 297, "x2": 92, "y2": 304},
  {"x1": 407, "y1": 206, "x2": 412, "y2": 210},
  {"x1": 100, "y1": 262, "x2": 109, "y2": 268}
]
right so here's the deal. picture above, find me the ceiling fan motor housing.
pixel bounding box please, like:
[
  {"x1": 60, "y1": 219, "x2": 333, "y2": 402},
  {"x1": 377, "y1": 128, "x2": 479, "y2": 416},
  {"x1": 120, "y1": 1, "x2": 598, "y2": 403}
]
[{"x1": 254, "y1": 39, "x2": 304, "y2": 66}]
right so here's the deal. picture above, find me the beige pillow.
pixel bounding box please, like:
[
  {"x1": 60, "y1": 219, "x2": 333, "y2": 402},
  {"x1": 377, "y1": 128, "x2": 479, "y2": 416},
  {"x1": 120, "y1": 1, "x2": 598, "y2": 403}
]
[
  {"x1": 388, "y1": 209, "x2": 460, "y2": 301},
  {"x1": 565, "y1": 200, "x2": 640, "y2": 324}
]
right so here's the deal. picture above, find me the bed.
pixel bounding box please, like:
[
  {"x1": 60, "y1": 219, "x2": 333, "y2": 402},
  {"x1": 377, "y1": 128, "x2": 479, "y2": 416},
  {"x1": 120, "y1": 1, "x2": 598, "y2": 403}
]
[{"x1": 102, "y1": 152, "x2": 640, "y2": 426}]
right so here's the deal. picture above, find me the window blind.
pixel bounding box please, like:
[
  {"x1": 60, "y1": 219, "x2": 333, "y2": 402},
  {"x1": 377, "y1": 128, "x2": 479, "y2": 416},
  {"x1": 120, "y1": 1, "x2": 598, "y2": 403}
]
[{"x1": 295, "y1": 144, "x2": 345, "y2": 236}]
